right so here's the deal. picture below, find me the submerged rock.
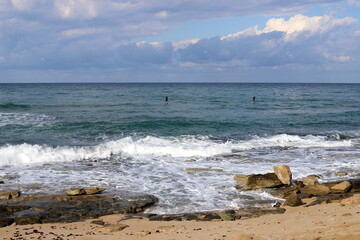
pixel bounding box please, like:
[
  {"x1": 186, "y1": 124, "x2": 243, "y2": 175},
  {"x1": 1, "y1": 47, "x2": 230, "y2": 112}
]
[
  {"x1": 185, "y1": 168, "x2": 223, "y2": 173},
  {"x1": 234, "y1": 173, "x2": 283, "y2": 190},
  {"x1": 302, "y1": 176, "x2": 320, "y2": 186},
  {"x1": 65, "y1": 187, "x2": 106, "y2": 196},
  {"x1": 335, "y1": 172, "x2": 348, "y2": 177},
  {"x1": 273, "y1": 165, "x2": 292, "y2": 186}
]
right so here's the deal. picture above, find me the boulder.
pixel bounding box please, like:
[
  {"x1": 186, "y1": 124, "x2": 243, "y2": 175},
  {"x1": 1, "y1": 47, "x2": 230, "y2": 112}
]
[
  {"x1": 301, "y1": 185, "x2": 330, "y2": 196},
  {"x1": 335, "y1": 172, "x2": 348, "y2": 177},
  {"x1": 330, "y1": 181, "x2": 352, "y2": 193},
  {"x1": 283, "y1": 192, "x2": 304, "y2": 207},
  {"x1": 66, "y1": 188, "x2": 86, "y2": 196},
  {"x1": 234, "y1": 173, "x2": 283, "y2": 190},
  {"x1": 302, "y1": 176, "x2": 319, "y2": 186},
  {"x1": 0, "y1": 190, "x2": 21, "y2": 200},
  {"x1": 84, "y1": 187, "x2": 106, "y2": 195},
  {"x1": 273, "y1": 165, "x2": 292, "y2": 186}
]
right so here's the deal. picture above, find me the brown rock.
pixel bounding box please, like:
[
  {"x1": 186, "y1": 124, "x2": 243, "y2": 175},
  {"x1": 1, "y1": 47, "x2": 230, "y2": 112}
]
[
  {"x1": 273, "y1": 165, "x2": 292, "y2": 186},
  {"x1": 84, "y1": 187, "x2": 106, "y2": 195},
  {"x1": 302, "y1": 176, "x2": 319, "y2": 186},
  {"x1": 330, "y1": 181, "x2": 352, "y2": 193},
  {"x1": 292, "y1": 181, "x2": 305, "y2": 188},
  {"x1": 186, "y1": 168, "x2": 223, "y2": 173},
  {"x1": 234, "y1": 173, "x2": 283, "y2": 190},
  {"x1": 301, "y1": 185, "x2": 330, "y2": 196},
  {"x1": 0, "y1": 190, "x2": 21, "y2": 200},
  {"x1": 95, "y1": 223, "x2": 129, "y2": 233},
  {"x1": 65, "y1": 188, "x2": 86, "y2": 196},
  {"x1": 283, "y1": 192, "x2": 304, "y2": 207},
  {"x1": 335, "y1": 172, "x2": 348, "y2": 177}
]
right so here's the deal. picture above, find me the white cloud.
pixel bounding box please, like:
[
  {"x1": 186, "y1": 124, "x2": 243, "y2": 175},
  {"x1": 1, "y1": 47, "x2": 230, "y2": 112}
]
[
  {"x1": 55, "y1": 0, "x2": 98, "y2": 19},
  {"x1": 222, "y1": 15, "x2": 356, "y2": 41},
  {"x1": 323, "y1": 53, "x2": 351, "y2": 62}
]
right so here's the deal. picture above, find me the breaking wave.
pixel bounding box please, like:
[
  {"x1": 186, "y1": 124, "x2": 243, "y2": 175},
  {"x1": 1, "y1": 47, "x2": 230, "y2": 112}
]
[{"x1": 0, "y1": 134, "x2": 353, "y2": 167}]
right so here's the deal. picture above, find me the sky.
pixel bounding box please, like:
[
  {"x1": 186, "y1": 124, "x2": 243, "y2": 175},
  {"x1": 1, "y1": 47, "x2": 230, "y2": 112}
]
[{"x1": 0, "y1": 0, "x2": 359, "y2": 83}]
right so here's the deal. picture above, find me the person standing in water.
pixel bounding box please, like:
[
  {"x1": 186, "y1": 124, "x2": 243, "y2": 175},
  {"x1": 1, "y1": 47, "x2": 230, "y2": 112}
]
[
  {"x1": 165, "y1": 96, "x2": 168, "y2": 104},
  {"x1": 253, "y1": 96, "x2": 256, "y2": 103}
]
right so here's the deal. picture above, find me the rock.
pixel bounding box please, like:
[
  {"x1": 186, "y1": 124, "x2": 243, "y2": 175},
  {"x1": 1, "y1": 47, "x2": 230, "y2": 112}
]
[
  {"x1": 335, "y1": 172, "x2": 348, "y2": 177},
  {"x1": 301, "y1": 185, "x2": 330, "y2": 196},
  {"x1": 302, "y1": 176, "x2": 319, "y2": 186},
  {"x1": 353, "y1": 173, "x2": 360, "y2": 177},
  {"x1": 273, "y1": 165, "x2": 292, "y2": 186},
  {"x1": 185, "y1": 159, "x2": 197, "y2": 162},
  {"x1": 0, "y1": 190, "x2": 21, "y2": 200},
  {"x1": 330, "y1": 181, "x2": 352, "y2": 193},
  {"x1": 0, "y1": 181, "x2": 4, "y2": 184},
  {"x1": 84, "y1": 187, "x2": 106, "y2": 195},
  {"x1": 292, "y1": 181, "x2": 305, "y2": 188},
  {"x1": 91, "y1": 220, "x2": 106, "y2": 225},
  {"x1": 234, "y1": 173, "x2": 283, "y2": 190},
  {"x1": 95, "y1": 223, "x2": 129, "y2": 233},
  {"x1": 185, "y1": 168, "x2": 223, "y2": 173},
  {"x1": 0, "y1": 192, "x2": 158, "y2": 227},
  {"x1": 283, "y1": 192, "x2": 304, "y2": 207},
  {"x1": 66, "y1": 188, "x2": 86, "y2": 196}
]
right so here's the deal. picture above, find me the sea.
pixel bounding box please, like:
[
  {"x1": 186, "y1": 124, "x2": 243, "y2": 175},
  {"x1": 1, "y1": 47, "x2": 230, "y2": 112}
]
[{"x1": 0, "y1": 83, "x2": 359, "y2": 214}]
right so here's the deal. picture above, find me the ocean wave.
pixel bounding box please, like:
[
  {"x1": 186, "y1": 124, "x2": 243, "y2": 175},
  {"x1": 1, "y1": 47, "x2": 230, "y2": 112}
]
[
  {"x1": 0, "y1": 112, "x2": 55, "y2": 127},
  {"x1": 0, "y1": 103, "x2": 31, "y2": 109},
  {"x1": 0, "y1": 134, "x2": 353, "y2": 167}
]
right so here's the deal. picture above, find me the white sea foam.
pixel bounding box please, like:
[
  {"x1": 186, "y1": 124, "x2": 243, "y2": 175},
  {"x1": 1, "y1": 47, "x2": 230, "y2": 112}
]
[
  {"x1": 0, "y1": 134, "x2": 353, "y2": 167},
  {"x1": 0, "y1": 133, "x2": 359, "y2": 214}
]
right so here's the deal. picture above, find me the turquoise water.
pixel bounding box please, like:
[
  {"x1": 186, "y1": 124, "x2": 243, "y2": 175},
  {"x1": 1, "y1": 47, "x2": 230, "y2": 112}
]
[{"x1": 0, "y1": 83, "x2": 359, "y2": 213}]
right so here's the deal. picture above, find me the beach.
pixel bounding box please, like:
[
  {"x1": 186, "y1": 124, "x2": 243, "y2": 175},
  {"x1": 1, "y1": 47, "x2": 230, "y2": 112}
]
[{"x1": 0, "y1": 193, "x2": 359, "y2": 240}]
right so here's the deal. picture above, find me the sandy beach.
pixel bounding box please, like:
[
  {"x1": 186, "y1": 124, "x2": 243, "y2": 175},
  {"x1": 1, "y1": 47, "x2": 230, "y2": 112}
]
[{"x1": 1, "y1": 194, "x2": 359, "y2": 240}]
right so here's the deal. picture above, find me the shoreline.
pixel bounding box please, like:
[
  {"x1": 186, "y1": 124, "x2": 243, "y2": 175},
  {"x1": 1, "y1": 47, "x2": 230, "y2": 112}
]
[{"x1": 0, "y1": 194, "x2": 359, "y2": 240}]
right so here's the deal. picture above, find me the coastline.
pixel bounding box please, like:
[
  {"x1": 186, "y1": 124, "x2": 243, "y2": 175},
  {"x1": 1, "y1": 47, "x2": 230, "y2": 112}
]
[{"x1": 0, "y1": 194, "x2": 359, "y2": 240}]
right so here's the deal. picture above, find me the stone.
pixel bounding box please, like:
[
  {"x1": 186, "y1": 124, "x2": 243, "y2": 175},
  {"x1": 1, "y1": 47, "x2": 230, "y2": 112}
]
[
  {"x1": 330, "y1": 181, "x2": 352, "y2": 193},
  {"x1": 234, "y1": 173, "x2": 283, "y2": 190},
  {"x1": 84, "y1": 187, "x2": 106, "y2": 195},
  {"x1": 292, "y1": 181, "x2": 305, "y2": 188},
  {"x1": 0, "y1": 190, "x2": 21, "y2": 200},
  {"x1": 302, "y1": 176, "x2": 319, "y2": 186},
  {"x1": 185, "y1": 168, "x2": 223, "y2": 173},
  {"x1": 335, "y1": 172, "x2": 348, "y2": 177},
  {"x1": 0, "y1": 181, "x2": 4, "y2": 184},
  {"x1": 283, "y1": 192, "x2": 304, "y2": 207},
  {"x1": 65, "y1": 188, "x2": 86, "y2": 196},
  {"x1": 301, "y1": 185, "x2": 330, "y2": 196},
  {"x1": 273, "y1": 165, "x2": 292, "y2": 186},
  {"x1": 95, "y1": 223, "x2": 129, "y2": 233}
]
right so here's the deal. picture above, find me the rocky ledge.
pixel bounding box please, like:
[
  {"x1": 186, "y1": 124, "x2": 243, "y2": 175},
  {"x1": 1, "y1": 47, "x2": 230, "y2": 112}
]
[{"x1": 0, "y1": 187, "x2": 158, "y2": 228}]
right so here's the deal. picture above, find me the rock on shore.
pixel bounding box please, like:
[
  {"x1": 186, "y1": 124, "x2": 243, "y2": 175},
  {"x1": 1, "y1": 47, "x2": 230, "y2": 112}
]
[{"x1": 0, "y1": 188, "x2": 158, "y2": 227}]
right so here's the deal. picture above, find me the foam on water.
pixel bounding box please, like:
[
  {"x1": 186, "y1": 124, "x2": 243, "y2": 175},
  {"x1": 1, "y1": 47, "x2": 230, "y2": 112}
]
[
  {"x1": 0, "y1": 134, "x2": 352, "y2": 167},
  {"x1": 0, "y1": 134, "x2": 358, "y2": 214}
]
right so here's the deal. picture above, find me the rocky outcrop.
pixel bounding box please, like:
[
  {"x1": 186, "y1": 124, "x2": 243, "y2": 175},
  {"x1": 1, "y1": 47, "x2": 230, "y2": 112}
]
[
  {"x1": 0, "y1": 191, "x2": 158, "y2": 227},
  {"x1": 234, "y1": 173, "x2": 283, "y2": 190},
  {"x1": 330, "y1": 181, "x2": 352, "y2": 193},
  {"x1": 302, "y1": 175, "x2": 320, "y2": 186},
  {"x1": 273, "y1": 165, "x2": 292, "y2": 186},
  {"x1": 335, "y1": 172, "x2": 348, "y2": 177}
]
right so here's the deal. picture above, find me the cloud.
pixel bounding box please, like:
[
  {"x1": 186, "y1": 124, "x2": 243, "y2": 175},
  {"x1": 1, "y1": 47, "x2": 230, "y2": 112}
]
[
  {"x1": 348, "y1": 0, "x2": 360, "y2": 7},
  {"x1": 222, "y1": 14, "x2": 356, "y2": 41}
]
